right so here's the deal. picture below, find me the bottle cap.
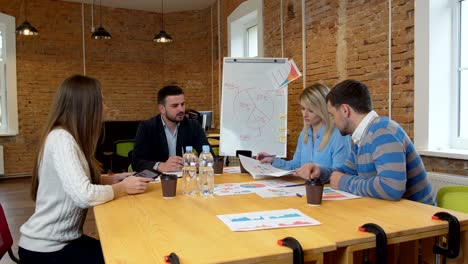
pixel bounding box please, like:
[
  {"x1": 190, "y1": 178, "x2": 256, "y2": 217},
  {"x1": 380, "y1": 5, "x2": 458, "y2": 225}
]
[
  {"x1": 185, "y1": 146, "x2": 193, "y2": 152},
  {"x1": 202, "y1": 145, "x2": 210, "y2": 152}
]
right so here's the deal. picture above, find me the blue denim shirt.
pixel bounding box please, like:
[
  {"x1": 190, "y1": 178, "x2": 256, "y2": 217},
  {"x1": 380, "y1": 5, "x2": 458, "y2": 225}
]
[{"x1": 272, "y1": 126, "x2": 350, "y2": 170}]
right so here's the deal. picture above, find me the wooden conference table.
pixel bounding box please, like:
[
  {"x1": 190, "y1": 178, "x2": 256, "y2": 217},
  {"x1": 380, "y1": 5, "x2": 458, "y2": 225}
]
[{"x1": 94, "y1": 173, "x2": 468, "y2": 264}]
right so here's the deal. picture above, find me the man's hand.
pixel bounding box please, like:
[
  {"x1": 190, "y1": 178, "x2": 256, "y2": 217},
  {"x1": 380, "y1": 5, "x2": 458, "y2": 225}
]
[
  {"x1": 159, "y1": 156, "x2": 184, "y2": 172},
  {"x1": 329, "y1": 171, "x2": 344, "y2": 189},
  {"x1": 295, "y1": 163, "x2": 321, "y2": 179}
]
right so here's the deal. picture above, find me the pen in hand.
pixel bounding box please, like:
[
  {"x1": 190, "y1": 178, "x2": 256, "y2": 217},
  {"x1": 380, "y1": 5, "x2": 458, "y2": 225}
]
[
  {"x1": 257, "y1": 154, "x2": 276, "y2": 160},
  {"x1": 281, "y1": 183, "x2": 306, "y2": 188}
]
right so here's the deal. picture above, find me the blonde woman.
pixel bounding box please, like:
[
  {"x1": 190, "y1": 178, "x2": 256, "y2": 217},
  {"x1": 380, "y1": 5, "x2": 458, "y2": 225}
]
[
  {"x1": 257, "y1": 83, "x2": 350, "y2": 170},
  {"x1": 18, "y1": 75, "x2": 152, "y2": 264}
]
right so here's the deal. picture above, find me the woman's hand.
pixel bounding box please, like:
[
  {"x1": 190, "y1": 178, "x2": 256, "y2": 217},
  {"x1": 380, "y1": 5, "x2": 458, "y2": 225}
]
[
  {"x1": 256, "y1": 152, "x2": 275, "y2": 164},
  {"x1": 121, "y1": 176, "x2": 152, "y2": 194},
  {"x1": 115, "y1": 172, "x2": 135, "y2": 182},
  {"x1": 112, "y1": 176, "x2": 152, "y2": 198}
]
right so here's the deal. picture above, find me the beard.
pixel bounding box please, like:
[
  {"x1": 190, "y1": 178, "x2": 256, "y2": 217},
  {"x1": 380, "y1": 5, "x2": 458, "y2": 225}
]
[
  {"x1": 338, "y1": 119, "x2": 352, "y2": 136},
  {"x1": 165, "y1": 111, "x2": 185, "y2": 123}
]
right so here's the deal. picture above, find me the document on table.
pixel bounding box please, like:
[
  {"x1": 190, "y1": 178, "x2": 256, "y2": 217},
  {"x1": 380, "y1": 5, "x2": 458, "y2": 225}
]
[
  {"x1": 255, "y1": 186, "x2": 362, "y2": 200},
  {"x1": 223, "y1": 166, "x2": 241, "y2": 173},
  {"x1": 214, "y1": 179, "x2": 293, "y2": 196},
  {"x1": 217, "y1": 208, "x2": 320, "y2": 232},
  {"x1": 238, "y1": 155, "x2": 295, "y2": 179}
]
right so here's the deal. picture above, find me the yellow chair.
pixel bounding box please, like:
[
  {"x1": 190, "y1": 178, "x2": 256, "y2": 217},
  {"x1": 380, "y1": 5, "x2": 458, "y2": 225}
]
[
  {"x1": 112, "y1": 139, "x2": 135, "y2": 172},
  {"x1": 436, "y1": 186, "x2": 468, "y2": 213}
]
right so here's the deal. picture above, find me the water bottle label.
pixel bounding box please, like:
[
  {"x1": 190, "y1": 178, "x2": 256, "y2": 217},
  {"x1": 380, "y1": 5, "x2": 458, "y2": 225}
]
[{"x1": 190, "y1": 162, "x2": 196, "y2": 166}]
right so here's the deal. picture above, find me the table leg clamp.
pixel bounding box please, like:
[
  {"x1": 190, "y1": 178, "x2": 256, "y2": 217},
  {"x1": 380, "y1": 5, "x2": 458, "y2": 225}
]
[
  {"x1": 359, "y1": 223, "x2": 387, "y2": 264},
  {"x1": 164, "y1": 252, "x2": 180, "y2": 264},
  {"x1": 277, "y1": 236, "x2": 304, "y2": 264},
  {"x1": 432, "y1": 211, "x2": 460, "y2": 259}
]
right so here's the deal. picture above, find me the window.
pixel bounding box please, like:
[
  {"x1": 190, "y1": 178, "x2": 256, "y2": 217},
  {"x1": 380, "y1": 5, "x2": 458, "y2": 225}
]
[
  {"x1": 246, "y1": 25, "x2": 258, "y2": 57},
  {"x1": 0, "y1": 13, "x2": 18, "y2": 136},
  {"x1": 228, "y1": 0, "x2": 263, "y2": 58},
  {"x1": 457, "y1": 0, "x2": 468, "y2": 145},
  {"x1": 414, "y1": 0, "x2": 468, "y2": 159}
]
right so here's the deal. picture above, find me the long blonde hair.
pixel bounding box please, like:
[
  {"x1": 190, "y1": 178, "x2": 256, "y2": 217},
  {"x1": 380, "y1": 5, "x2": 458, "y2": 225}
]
[
  {"x1": 299, "y1": 83, "x2": 334, "y2": 151},
  {"x1": 31, "y1": 75, "x2": 104, "y2": 201}
]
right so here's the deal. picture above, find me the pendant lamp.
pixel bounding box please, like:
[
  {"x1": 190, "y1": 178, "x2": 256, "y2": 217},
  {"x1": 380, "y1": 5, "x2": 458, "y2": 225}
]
[
  {"x1": 16, "y1": 0, "x2": 39, "y2": 36},
  {"x1": 92, "y1": 0, "x2": 111, "y2": 40},
  {"x1": 154, "y1": 0, "x2": 172, "y2": 43}
]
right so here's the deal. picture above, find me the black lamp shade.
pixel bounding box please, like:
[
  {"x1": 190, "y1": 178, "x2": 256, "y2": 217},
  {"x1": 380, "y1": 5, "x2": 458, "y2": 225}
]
[
  {"x1": 16, "y1": 21, "x2": 39, "y2": 36},
  {"x1": 92, "y1": 26, "x2": 112, "y2": 40},
  {"x1": 153, "y1": 30, "x2": 172, "y2": 43}
]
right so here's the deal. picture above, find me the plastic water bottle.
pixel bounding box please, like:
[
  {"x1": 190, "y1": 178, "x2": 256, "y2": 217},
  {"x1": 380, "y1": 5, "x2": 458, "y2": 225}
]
[
  {"x1": 198, "y1": 145, "x2": 214, "y2": 196},
  {"x1": 182, "y1": 146, "x2": 197, "y2": 195}
]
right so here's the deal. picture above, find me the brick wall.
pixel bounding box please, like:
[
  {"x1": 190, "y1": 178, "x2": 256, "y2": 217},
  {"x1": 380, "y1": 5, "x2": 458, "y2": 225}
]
[
  {"x1": 1, "y1": 0, "x2": 467, "y2": 176},
  {"x1": 261, "y1": 0, "x2": 467, "y2": 176},
  {"x1": 0, "y1": 0, "x2": 212, "y2": 175}
]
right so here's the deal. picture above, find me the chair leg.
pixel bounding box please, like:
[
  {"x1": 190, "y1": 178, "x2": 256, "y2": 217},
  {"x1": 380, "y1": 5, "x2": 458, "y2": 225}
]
[{"x1": 8, "y1": 248, "x2": 20, "y2": 263}]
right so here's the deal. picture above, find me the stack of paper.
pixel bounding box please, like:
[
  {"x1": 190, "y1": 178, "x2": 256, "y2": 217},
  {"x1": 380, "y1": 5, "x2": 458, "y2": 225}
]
[{"x1": 238, "y1": 155, "x2": 295, "y2": 179}]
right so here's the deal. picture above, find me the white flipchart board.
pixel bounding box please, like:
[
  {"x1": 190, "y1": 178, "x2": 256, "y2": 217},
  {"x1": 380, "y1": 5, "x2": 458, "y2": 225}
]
[{"x1": 220, "y1": 58, "x2": 288, "y2": 157}]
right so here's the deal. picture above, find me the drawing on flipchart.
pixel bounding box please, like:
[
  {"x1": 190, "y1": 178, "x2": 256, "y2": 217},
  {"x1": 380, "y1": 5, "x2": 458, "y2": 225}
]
[
  {"x1": 224, "y1": 82, "x2": 286, "y2": 141},
  {"x1": 220, "y1": 58, "x2": 298, "y2": 157}
]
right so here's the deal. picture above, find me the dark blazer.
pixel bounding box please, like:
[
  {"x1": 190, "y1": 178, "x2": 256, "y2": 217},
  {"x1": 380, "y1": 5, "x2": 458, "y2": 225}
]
[{"x1": 131, "y1": 115, "x2": 213, "y2": 172}]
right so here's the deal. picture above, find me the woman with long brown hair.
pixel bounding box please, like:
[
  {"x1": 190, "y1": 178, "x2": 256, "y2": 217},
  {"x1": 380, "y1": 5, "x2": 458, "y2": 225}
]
[
  {"x1": 257, "y1": 83, "x2": 350, "y2": 170},
  {"x1": 18, "y1": 75, "x2": 152, "y2": 264}
]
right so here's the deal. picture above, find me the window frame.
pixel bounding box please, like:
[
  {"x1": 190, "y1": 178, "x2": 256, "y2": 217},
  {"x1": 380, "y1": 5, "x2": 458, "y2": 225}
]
[
  {"x1": 0, "y1": 13, "x2": 18, "y2": 136},
  {"x1": 414, "y1": 0, "x2": 468, "y2": 159},
  {"x1": 227, "y1": 0, "x2": 263, "y2": 58},
  {"x1": 453, "y1": 0, "x2": 468, "y2": 148},
  {"x1": 245, "y1": 24, "x2": 258, "y2": 57}
]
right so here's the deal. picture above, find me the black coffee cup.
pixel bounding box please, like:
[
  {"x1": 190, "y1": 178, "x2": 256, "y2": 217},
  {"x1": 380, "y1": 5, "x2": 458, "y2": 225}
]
[
  {"x1": 161, "y1": 174, "x2": 178, "y2": 199},
  {"x1": 213, "y1": 157, "x2": 224, "y2": 174},
  {"x1": 236, "y1": 150, "x2": 252, "y2": 173},
  {"x1": 305, "y1": 178, "x2": 324, "y2": 205}
]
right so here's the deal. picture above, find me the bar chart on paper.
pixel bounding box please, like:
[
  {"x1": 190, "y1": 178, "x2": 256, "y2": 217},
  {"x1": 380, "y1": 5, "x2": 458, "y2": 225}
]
[{"x1": 217, "y1": 209, "x2": 320, "y2": 231}]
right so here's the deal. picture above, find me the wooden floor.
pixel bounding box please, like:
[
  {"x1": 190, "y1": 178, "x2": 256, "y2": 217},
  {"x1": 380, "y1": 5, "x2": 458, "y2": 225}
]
[{"x1": 0, "y1": 177, "x2": 99, "y2": 264}]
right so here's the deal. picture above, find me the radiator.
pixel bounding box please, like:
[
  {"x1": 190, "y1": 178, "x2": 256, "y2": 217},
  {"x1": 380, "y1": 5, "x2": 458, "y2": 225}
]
[{"x1": 427, "y1": 172, "x2": 468, "y2": 195}]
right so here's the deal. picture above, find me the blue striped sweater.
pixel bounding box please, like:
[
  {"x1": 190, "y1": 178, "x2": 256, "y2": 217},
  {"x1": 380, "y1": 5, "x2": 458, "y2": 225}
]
[{"x1": 320, "y1": 117, "x2": 435, "y2": 204}]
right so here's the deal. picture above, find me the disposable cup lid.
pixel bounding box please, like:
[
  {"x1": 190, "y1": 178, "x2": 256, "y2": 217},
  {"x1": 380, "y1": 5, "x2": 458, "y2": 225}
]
[
  {"x1": 161, "y1": 174, "x2": 178, "y2": 180},
  {"x1": 305, "y1": 178, "x2": 323, "y2": 186}
]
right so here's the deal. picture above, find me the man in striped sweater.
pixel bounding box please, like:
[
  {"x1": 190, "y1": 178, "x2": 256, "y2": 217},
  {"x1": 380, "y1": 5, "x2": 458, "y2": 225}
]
[{"x1": 296, "y1": 80, "x2": 435, "y2": 204}]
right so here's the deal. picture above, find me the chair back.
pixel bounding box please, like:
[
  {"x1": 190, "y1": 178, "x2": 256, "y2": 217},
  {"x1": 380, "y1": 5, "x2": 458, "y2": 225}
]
[
  {"x1": 436, "y1": 186, "x2": 468, "y2": 213},
  {"x1": 114, "y1": 140, "x2": 135, "y2": 158},
  {"x1": 0, "y1": 203, "x2": 14, "y2": 259}
]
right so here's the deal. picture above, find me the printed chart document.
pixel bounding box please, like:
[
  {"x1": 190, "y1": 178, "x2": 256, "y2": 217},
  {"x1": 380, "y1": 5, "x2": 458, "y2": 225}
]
[
  {"x1": 223, "y1": 166, "x2": 241, "y2": 173},
  {"x1": 217, "y1": 209, "x2": 320, "y2": 231},
  {"x1": 214, "y1": 179, "x2": 293, "y2": 196},
  {"x1": 269, "y1": 59, "x2": 302, "y2": 89},
  {"x1": 255, "y1": 186, "x2": 362, "y2": 200},
  {"x1": 239, "y1": 155, "x2": 295, "y2": 179}
]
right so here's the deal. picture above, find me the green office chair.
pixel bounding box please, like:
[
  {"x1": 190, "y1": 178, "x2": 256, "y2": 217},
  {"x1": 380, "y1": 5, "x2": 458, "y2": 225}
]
[
  {"x1": 436, "y1": 186, "x2": 468, "y2": 213},
  {"x1": 112, "y1": 139, "x2": 135, "y2": 172}
]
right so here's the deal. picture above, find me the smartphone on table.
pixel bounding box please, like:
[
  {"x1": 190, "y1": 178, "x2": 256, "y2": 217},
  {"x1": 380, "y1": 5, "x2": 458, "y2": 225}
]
[{"x1": 135, "y1": 168, "x2": 162, "y2": 179}]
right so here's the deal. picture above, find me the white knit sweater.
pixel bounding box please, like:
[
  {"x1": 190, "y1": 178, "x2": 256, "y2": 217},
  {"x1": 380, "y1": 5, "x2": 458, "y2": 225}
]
[{"x1": 19, "y1": 128, "x2": 114, "y2": 252}]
